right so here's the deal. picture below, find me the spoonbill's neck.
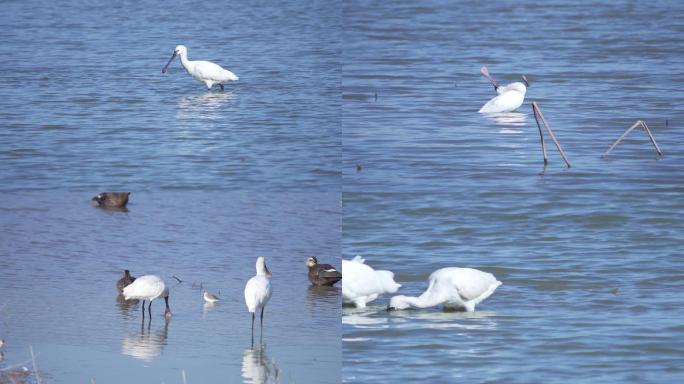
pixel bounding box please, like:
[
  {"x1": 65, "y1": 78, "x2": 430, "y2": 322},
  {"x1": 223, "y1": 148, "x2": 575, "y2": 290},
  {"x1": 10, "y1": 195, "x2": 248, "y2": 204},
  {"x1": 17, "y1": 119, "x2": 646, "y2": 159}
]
[
  {"x1": 404, "y1": 292, "x2": 447, "y2": 309},
  {"x1": 179, "y1": 53, "x2": 192, "y2": 71}
]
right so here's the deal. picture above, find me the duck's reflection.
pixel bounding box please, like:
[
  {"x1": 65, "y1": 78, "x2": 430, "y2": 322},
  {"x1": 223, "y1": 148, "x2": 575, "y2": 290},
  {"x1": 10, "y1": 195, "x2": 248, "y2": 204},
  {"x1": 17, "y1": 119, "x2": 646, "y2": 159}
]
[
  {"x1": 306, "y1": 285, "x2": 340, "y2": 314},
  {"x1": 483, "y1": 112, "x2": 527, "y2": 128},
  {"x1": 241, "y1": 346, "x2": 280, "y2": 384},
  {"x1": 121, "y1": 318, "x2": 170, "y2": 362},
  {"x1": 116, "y1": 294, "x2": 140, "y2": 319},
  {"x1": 176, "y1": 91, "x2": 237, "y2": 120}
]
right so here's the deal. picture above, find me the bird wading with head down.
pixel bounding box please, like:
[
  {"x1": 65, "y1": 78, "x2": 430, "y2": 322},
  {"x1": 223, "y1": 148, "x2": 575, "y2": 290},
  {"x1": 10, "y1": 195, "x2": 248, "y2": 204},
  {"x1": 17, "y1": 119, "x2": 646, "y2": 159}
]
[{"x1": 123, "y1": 275, "x2": 172, "y2": 320}]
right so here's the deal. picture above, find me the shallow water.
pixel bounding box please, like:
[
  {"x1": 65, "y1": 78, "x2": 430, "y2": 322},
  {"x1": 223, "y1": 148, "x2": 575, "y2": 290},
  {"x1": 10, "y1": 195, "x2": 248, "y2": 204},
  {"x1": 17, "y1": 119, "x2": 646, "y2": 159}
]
[
  {"x1": 343, "y1": 0, "x2": 684, "y2": 192},
  {"x1": 342, "y1": 0, "x2": 684, "y2": 382},
  {"x1": 0, "y1": 192, "x2": 341, "y2": 383},
  {"x1": 343, "y1": 190, "x2": 684, "y2": 383},
  {"x1": 0, "y1": 0, "x2": 341, "y2": 192}
]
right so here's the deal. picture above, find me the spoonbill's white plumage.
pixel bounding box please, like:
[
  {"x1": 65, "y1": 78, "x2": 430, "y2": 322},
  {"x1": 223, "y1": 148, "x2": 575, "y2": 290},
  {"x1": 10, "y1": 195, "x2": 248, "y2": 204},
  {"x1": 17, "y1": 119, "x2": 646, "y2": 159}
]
[
  {"x1": 122, "y1": 275, "x2": 172, "y2": 319},
  {"x1": 388, "y1": 267, "x2": 501, "y2": 312},
  {"x1": 342, "y1": 256, "x2": 401, "y2": 308},
  {"x1": 244, "y1": 257, "x2": 272, "y2": 343},
  {"x1": 478, "y1": 66, "x2": 529, "y2": 113},
  {"x1": 203, "y1": 291, "x2": 220, "y2": 303},
  {"x1": 162, "y1": 45, "x2": 238, "y2": 91}
]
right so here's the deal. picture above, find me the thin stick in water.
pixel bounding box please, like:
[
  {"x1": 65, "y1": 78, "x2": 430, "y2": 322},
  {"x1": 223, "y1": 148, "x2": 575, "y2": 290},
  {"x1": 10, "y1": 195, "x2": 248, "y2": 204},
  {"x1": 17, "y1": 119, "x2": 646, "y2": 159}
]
[
  {"x1": 532, "y1": 103, "x2": 548, "y2": 165},
  {"x1": 602, "y1": 121, "x2": 640, "y2": 157},
  {"x1": 532, "y1": 102, "x2": 571, "y2": 167},
  {"x1": 172, "y1": 275, "x2": 183, "y2": 283},
  {"x1": 30, "y1": 345, "x2": 41, "y2": 384},
  {"x1": 182, "y1": 369, "x2": 187, "y2": 384},
  {"x1": 602, "y1": 120, "x2": 662, "y2": 158},
  {"x1": 639, "y1": 120, "x2": 663, "y2": 157}
]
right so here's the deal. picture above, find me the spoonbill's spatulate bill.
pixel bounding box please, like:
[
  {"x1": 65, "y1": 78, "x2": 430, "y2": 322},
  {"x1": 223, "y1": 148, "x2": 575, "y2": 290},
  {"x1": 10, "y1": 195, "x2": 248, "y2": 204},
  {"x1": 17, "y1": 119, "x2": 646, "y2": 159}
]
[
  {"x1": 479, "y1": 66, "x2": 529, "y2": 113},
  {"x1": 244, "y1": 257, "x2": 272, "y2": 344},
  {"x1": 342, "y1": 256, "x2": 401, "y2": 308},
  {"x1": 162, "y1": 45, "x2": 239, "y2": 91},
  {"x1": 388, "y1": 267, "x2": 501, "y2": 312},
  {"x1": 306, "y1": 256, "x2": 342, "y2": 286},
  {"x1": 123, "y1": 275, "x2": 172, "y2": 319}
]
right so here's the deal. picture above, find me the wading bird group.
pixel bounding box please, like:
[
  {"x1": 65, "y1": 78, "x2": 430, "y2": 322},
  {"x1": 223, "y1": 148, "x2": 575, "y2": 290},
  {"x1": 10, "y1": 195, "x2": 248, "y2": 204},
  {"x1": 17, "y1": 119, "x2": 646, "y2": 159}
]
[
  {"x1": 112, "y1": 228, "x2": 342, "y2": 347},
  {"x1": 342, "y1": 256, "x2": 501, "y2": 312}
]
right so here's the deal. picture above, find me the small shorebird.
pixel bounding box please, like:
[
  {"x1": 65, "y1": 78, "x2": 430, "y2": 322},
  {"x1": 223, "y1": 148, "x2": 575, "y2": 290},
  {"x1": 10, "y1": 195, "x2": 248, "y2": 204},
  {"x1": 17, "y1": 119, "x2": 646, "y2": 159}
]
[
  {"x1": 203, "y1": 291, "x2": 220, "y2": 303},
  {"x1": 162, "y1": 45, "x2": 239, "y2": 91},
  {"x1": 244, "y1": 257, "x2": 272, "y2": 345},
  {"x1": 123, "y1": 275, "x2": 172, "y2": 320},
  {"x1": 306, "y1": 256, "x2": 342, "y2": 286},
  {"x1": 478, "y1": 66, "x2": 529, "y2": 113},
  {"x1": 388, "y1": 267, "x2": 501, "y2": 312},
  {"x1": 342, "y1": 256, "x2": 400, "y2": 308},
  {"x1": 92, "y1": 192, "x2": 130, "y2": 208},
  {"x1": 117, "y1": 270, "x2": 136, "y2": 292}
]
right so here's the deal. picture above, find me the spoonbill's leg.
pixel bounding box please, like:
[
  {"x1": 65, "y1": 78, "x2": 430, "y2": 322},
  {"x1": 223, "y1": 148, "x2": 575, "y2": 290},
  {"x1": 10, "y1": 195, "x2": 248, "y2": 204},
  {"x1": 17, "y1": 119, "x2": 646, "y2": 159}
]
[
  {"x1": 148, "y1": 301, "x2": 152, "y2": 317},
  {"x1": 219, "y1": 84, "x2": 224, "y2": 91},
  {"x1": 260, "y1": 306, "x2": 265, "y2": 329},
  {"x1": 141, "y1": 300, "x2": 146, "y2": 318},
  {"x1": 251, "y1": 313, "x2": 255, "y2": 347}
]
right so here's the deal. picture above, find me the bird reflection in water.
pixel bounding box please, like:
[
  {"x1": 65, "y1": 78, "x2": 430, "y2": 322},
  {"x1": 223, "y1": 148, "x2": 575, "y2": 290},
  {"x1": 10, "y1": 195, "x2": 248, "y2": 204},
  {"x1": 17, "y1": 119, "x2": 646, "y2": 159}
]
[
  {"x1": 116, "y1": 294, "x2": 140, "y2": 319},
  {"x1": 121, "y1": 317, "x2": 170, "y2": 362},
  {"x1": 176, "y1": 91, "x2": 237, "y2": 121},
  {"x1": 242, "y1": 346, "x2": 280, "y2": 384},
  {"x1": 483, "y1": 112, "x2": 527, "y2": 130},
  {"x1": 306, "y1": 285, "x2": 340, "y2": 314}
]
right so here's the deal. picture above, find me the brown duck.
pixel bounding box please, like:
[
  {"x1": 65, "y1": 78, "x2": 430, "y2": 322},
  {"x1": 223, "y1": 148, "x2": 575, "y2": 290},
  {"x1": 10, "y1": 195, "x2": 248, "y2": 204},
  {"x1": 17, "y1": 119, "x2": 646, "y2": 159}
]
[
  {"x1": 116, "y1": 270, "x2": 136, "y2": 292},
  {"x1": 306, "y1": 256, "x2": 342, "y2": 286},
  {"x1": 92, "y1": 192, "x2": 130, "y2": 208}
]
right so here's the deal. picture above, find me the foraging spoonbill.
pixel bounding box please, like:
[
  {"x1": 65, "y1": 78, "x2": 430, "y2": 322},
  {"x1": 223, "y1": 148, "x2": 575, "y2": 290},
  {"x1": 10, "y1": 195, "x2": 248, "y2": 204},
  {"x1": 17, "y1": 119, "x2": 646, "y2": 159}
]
[
  {"x1": 123, "y1": 275, "x2": 172, "y2": 319},
  {"x1": 306, "y1": 256, "x2": 342, "y2": 286},
  {"x1": 244, "y1": 257, "x2": 272, "y2": 343},
  {"x1": 117, "y1": 269, "x2": 136, "y2": 292},
  {"x1": 478, "y1": 66, "x2": 529, "y2": 113},
  {"x1": 162, "y1": 45, "x2": 238, "y2": 91},
  {"x1": 342, "y1": 256, "x2": 401, "y2": 308},
  {"x1": 388, "y1": 267, "x2": 501, "y2": 312}
]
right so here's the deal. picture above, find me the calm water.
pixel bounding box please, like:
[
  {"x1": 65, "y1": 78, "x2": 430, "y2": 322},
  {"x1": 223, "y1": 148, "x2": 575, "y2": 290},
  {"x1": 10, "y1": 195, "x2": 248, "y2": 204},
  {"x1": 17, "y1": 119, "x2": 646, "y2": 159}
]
[
  {"x1": 0, "y1": 0, "x2": 341, "y2": 192},
  {"x1": 343, "y1": 0, "x2": 684, "y2": 191},
  {"x1": 0, "y1": 192, "x2": 341, "y2": 383},
  {"x1": 342, "y1": 0, "x2": 684, "y2": 383}
]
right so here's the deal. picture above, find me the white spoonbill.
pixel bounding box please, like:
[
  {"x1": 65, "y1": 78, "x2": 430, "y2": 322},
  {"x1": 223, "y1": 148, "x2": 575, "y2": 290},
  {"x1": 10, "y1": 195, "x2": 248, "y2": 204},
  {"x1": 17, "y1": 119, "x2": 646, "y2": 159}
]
[
  {"x1": 388, "y1": 267, "x2": 501, "y2": 312},
  {"x1": 478, "y1": 66, "x2": 529, "y2": 113},
  {"x1": 162, "y1": 45, "x2": 239, "y2": 91},
  {"x1": 122, "y1": 275, "x2": 172, "y2": 319},
  {"x1": 342, "y1": 256, "x2": 401, "y2": 308},
  {"x1": 244, "y1": 257, "x2": 272, "y2": 343}
]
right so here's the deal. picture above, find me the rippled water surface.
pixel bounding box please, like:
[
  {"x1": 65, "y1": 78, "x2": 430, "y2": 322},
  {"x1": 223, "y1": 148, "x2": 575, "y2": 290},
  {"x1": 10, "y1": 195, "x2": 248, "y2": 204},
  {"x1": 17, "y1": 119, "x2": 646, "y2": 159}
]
[
  {"x1": 0, "y1": 192, "x2": 341, "y2": 383},
  {"x1": 343, "y1": 191, "x2": 684, "y2": 382},
  {"x1": 342, "y1": 0, "x2": 684, "y2": 382},
  {"x1": 0, "y1": 0, "x2": 341, "y2": 191},
  {"x1": 343, "y1": 0, "x2": 684, "y2": 191}
]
